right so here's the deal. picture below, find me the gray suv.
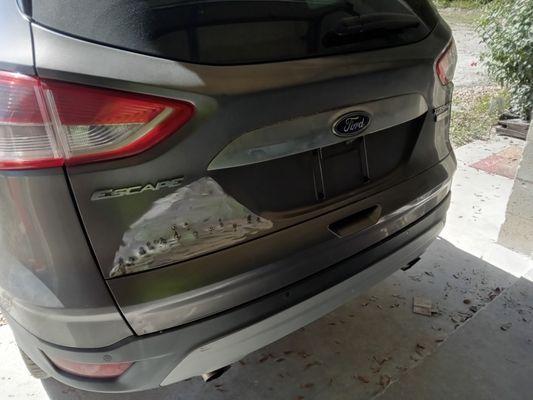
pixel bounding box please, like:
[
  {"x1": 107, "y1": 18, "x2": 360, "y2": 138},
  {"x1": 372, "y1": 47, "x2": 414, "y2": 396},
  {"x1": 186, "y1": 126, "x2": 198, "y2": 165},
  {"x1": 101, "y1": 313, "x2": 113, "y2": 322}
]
[{"x1": 0, "y1": 0, "x2": 456, "y2": 393}]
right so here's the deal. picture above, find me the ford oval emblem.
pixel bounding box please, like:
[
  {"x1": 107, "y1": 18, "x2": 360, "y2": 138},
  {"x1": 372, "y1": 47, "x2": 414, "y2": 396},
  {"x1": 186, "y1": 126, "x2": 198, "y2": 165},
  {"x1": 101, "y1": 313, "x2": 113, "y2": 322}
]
[{"x1": 332, "y1": 112, "x2": 371, "y2": 137}]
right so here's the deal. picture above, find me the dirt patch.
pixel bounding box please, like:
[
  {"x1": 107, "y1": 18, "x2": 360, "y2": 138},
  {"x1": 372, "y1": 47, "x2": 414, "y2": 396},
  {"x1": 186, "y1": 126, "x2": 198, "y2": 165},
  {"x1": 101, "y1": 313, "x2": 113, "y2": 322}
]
[{"x1": 0, "y1": 311, "x2": 6, "y2": 327}]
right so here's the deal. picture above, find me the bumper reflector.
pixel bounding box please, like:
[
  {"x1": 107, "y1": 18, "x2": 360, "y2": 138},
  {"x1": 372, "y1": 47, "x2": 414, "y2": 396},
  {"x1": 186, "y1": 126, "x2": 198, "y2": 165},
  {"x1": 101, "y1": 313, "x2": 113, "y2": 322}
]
[{"x1": 49, "y1": 356, "x2": 132, "y2": 379}]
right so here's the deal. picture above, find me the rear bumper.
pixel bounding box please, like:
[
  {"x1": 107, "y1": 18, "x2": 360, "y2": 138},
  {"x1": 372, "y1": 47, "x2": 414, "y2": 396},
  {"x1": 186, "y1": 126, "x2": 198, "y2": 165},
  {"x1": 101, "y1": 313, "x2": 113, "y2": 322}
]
[{"x1": 9, "y1": 187, "x2": 451, "y2": 393}]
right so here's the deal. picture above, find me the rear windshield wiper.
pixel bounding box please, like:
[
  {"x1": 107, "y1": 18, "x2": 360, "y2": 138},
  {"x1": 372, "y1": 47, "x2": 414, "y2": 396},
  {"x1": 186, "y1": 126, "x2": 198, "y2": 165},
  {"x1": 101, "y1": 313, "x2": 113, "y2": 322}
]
[{"x1": 332, "y1": 12, "x2": 421, "y2": 36}]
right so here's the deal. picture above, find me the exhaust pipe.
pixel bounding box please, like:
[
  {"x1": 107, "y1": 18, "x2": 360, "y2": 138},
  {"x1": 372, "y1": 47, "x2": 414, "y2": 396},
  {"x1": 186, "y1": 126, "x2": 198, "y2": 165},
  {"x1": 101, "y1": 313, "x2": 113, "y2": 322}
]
[
  {"x1": 401, "y1": 257, "x2": 421, "y2": 271},
  {"x1": 201, "y1": 365, "x2": 231, "y2": 383}
]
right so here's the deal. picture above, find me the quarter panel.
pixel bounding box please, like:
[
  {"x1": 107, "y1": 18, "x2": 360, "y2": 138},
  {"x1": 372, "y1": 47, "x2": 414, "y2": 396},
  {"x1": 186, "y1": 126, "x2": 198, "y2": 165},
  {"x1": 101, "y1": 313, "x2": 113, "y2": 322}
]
[{"x1": 0, "y1": 169, "x2": 132, "y2": 347}]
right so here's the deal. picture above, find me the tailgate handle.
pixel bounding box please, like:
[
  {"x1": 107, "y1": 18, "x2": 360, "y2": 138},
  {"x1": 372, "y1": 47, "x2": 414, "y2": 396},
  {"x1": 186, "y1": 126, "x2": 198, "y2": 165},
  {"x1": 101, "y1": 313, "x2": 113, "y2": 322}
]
[{"x1": 329, "y1": 205, "x2": 381, "y2": 238}]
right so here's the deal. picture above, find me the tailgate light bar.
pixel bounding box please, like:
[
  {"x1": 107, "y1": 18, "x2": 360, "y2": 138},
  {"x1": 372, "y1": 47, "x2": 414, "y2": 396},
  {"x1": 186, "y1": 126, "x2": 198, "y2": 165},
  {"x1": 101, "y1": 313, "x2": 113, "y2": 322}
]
[{"x1": 0, "y1": 71, "x2": 194, "y2": 170}]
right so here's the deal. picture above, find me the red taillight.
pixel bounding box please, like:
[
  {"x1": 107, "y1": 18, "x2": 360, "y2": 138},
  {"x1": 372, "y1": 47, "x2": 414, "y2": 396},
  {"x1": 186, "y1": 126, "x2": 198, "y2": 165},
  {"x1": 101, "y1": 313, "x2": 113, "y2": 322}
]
[
  {"x1": 0, "y1": 71, "x2": 194, "y2": 170},
  {"x1": 436, "y1": 41, "x2": 457, "y2": 86},
  {"x1": 49, "y1": 356, "x2": 132, "y2": 379},
  {"x1": 0, "y1": 73, "x2": 63, "y2": 169}
]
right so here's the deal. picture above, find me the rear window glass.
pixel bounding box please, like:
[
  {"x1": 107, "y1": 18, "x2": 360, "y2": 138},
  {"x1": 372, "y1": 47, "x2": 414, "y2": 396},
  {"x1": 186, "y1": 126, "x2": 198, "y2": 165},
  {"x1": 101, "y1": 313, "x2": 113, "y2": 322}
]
[{"x1": 31, "y1": 0, "x2": 438, "y2": 65}]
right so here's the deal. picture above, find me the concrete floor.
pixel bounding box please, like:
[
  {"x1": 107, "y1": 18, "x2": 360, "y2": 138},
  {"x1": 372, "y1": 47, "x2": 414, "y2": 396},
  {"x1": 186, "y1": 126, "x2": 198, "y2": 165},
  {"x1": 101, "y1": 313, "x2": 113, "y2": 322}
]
[{"x1": 1, "y1": 136, "x2": 532, "y2": 400}]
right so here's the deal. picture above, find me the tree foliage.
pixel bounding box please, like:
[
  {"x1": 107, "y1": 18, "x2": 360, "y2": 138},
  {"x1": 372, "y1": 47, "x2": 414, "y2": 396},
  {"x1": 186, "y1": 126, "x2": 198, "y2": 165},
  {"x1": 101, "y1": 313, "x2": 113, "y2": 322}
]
[{"x1": 478, "y1": 0, "x2": 533, "y2": 118}]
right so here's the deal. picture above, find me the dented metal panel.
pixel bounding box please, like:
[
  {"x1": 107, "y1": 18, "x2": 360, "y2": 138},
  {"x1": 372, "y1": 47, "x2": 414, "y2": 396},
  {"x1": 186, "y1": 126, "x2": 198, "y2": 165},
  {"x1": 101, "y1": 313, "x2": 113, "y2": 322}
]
[{"x1": 111, "y1": 177, "x2": 272, "y2": 277}]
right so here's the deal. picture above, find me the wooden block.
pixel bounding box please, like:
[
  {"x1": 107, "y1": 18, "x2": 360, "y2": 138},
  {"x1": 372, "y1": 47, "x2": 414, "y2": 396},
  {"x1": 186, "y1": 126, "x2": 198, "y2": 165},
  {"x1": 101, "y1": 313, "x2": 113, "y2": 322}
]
[{"x1": 496, "y1": 126, "x2": 527, "y2": 140}]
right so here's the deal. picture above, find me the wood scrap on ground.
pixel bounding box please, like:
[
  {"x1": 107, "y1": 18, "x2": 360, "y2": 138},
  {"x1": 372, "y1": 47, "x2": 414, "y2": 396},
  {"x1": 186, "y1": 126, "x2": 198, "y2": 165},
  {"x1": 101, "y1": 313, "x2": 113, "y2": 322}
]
[{"x1": 496, "y1": 118, "x2": 530, "y2": 140}]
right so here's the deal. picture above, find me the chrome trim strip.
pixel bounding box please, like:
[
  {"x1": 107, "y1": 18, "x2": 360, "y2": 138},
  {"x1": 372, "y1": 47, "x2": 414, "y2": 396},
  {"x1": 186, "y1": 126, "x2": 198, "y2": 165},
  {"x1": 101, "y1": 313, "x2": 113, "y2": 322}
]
[{"x1": 208, "y1": 94, "x2": 428, "y2": 170}]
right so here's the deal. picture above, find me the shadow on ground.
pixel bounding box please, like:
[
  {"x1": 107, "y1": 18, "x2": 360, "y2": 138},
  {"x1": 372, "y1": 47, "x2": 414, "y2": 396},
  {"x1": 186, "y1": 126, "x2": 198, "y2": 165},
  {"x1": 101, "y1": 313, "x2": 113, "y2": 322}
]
[{"x1": 40, "y1": 237, "x2": 531, "y2": 400}]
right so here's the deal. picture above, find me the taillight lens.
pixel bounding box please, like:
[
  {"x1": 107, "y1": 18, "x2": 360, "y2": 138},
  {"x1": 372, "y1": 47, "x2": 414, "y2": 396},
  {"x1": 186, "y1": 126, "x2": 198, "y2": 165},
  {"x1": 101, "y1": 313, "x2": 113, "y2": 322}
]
[
  {"x1": 436, "y1": 41, "x2": 457, "y2": 86},
  {"x1": 0, "y1": 71, "x2": 194, "y2": 170},
  {"x1": 48, "y1": 356, "x2": 132, "y2": 379},
  {"x1": 0, "y1": 73, "x2": 63, "y2": 169}
]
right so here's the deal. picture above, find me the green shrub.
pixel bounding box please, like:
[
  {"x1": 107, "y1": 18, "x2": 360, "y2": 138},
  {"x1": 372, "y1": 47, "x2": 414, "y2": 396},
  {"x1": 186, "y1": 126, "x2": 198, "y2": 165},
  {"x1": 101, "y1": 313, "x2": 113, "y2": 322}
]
[{"x1": 478, "y1": 0, "x2": 533, "y2": 118}]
